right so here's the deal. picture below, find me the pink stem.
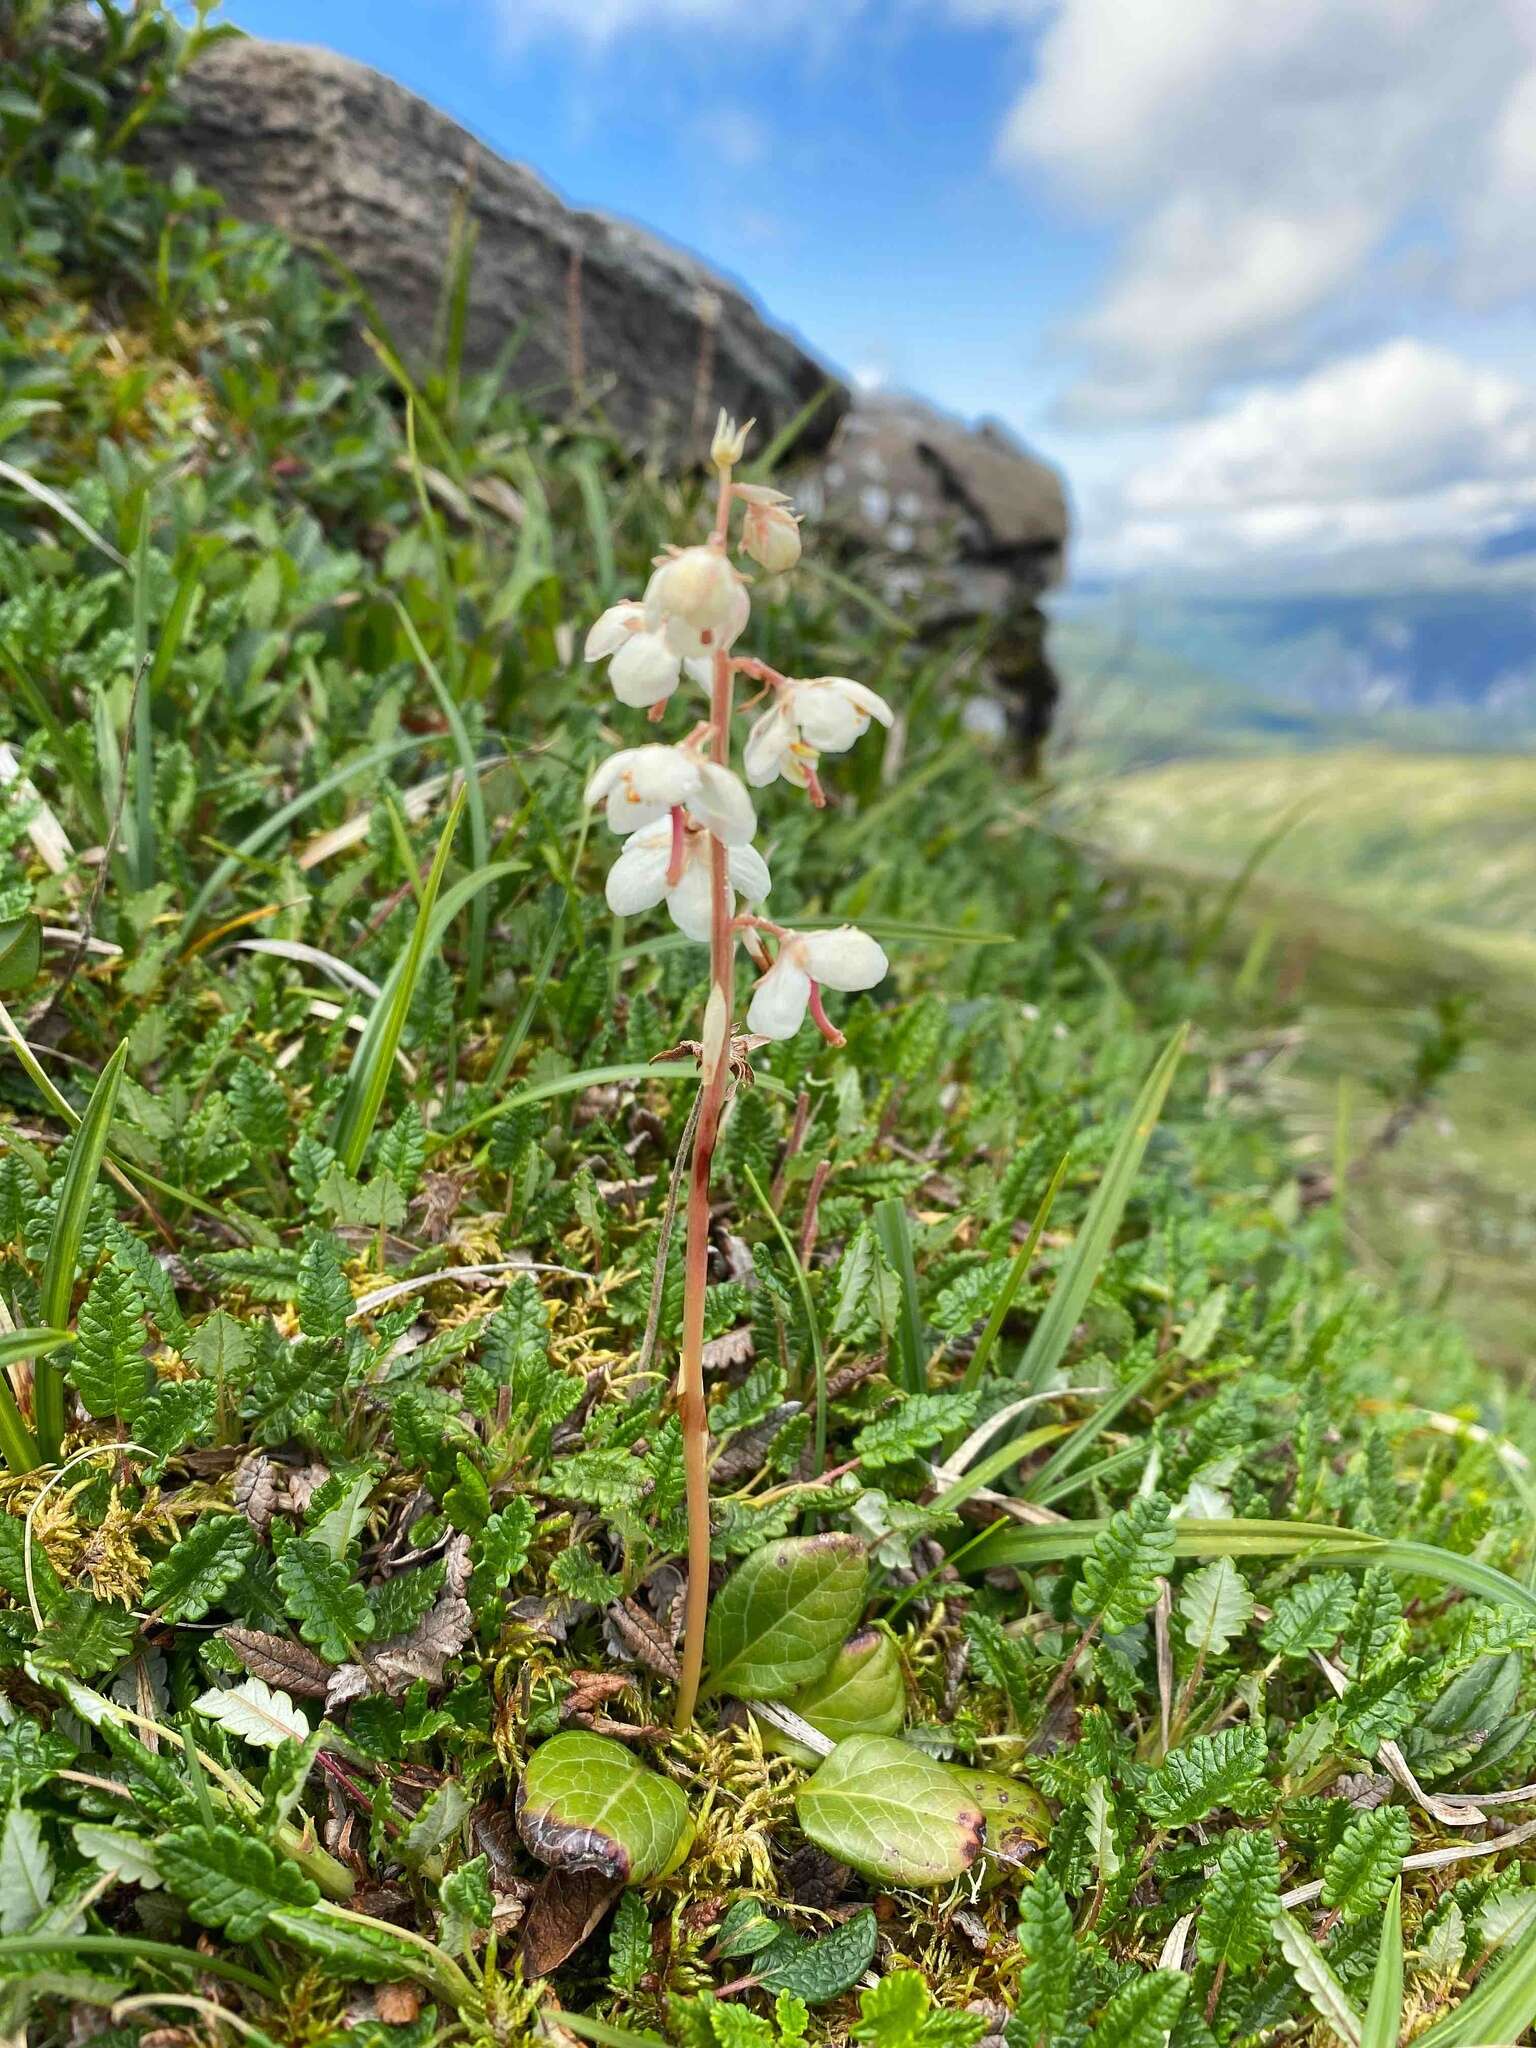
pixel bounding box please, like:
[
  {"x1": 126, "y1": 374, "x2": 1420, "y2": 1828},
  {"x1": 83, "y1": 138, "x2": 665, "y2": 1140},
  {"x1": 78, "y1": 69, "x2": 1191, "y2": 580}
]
[
  {"x1": 807, "y1": 981, "x2": 844, "y2": 1047},
  {"x1": 666, "y1": 805, "x2": 687, "y2": 889},
  {"x1": 675, "y1": 460, "x2": 738, "y2": 1731}
]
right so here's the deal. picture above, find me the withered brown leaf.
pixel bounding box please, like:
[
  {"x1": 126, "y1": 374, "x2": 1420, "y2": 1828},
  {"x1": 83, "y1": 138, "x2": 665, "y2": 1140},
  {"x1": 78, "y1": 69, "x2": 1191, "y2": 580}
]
[
  {"x1": 223, "y1": 1627, "x2": 331, "y2": 1699},
  {"x1": 518, "y1": 1866, "x2": 623, "y2": 1977}
]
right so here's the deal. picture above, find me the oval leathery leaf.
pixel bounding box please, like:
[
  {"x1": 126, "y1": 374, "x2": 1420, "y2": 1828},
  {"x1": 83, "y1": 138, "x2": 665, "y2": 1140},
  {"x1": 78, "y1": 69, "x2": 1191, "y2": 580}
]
[
  {"x1": 703, "y1": 1533, "x2": 868, "y2": 1701},
  {"x1": 949, "y1": 1764, "x2": 1052, "y2": 1887},
  {"x1": 794, "y1": 1734, "x2": 985, "y2": 1888},
  {"x1": 516, "y1": 1731, "x2": 692, "y2": 1886},
  {"x1": 762, "y1": 1628, "x2": 906, "y2": 1763}
]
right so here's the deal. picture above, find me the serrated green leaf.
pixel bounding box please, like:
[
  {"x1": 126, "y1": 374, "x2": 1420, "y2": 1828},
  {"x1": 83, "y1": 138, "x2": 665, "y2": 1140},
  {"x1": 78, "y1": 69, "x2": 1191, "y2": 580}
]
[
  {"x1": 1198, "y1": 1828, "x2": 1280, "y2": 1973},
  {"x1": 68, "y1": 1259, "x2": 149, "y2": 1421},
  {"x1": 1322, "y1": 1807, "x2": 1411, "y2": 1922},
  {"x1": 276, "y1": 1537, "x2": 376, "y2": 1662},
  {"x1": 1086, "y1": 1970, "x2": 1187, "y2": 2048},
  {"x1": 1073, "y1": 1492, "x2": 1175, "y2": 1636},
  {"x1": 1141, "y1": 1725, "x2": 1268, "y2": 1828},
  {"x1": 756, "y1": 1907, "x2": 878, "y2": 2005},
  {"x1": 609, "y1": 1887, "x2": 651, "y2": 1990},
  {"x1": 158, "y1": 1823, "x2": 319, "y2": 1941},
  {"x1": 144, "y1": 1515, "x2": 256, "y2": 1624}
]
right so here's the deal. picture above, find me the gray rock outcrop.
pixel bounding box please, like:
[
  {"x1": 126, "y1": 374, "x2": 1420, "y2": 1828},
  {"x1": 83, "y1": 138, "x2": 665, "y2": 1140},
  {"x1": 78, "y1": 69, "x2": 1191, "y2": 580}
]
[
  {"x1": 137, "y1": 36, "x2": 846, "y2": 457},
  {"x1": 804, "y1": 394, "x2": 1070, "y2": 758}
]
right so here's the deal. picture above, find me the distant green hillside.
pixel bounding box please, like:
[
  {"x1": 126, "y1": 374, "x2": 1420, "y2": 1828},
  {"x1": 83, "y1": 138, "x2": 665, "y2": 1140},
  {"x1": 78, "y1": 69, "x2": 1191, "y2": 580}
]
[
  {"x1": 1065, "y1": 746, "x2": 1536, "y2": 960},
  {"x1": 1059, "y1": 744, "x2": 1536, "y2": 1369}
]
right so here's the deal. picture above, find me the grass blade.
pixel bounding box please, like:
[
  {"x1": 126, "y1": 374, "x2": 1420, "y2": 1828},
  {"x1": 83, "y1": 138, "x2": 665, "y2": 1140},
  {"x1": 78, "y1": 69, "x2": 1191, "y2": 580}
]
[
  {"x1": 333, "y1": 788, "x2": 465, "y2": 1174},
  {"x1": 183, "y1": 737, "x2": 426, "y2": 933},
  {"x1": 1023, "y1": 1346, "x2": 1166, "y2": 1502},
  {"x1": 1017, "y1": 1023, "x2": 1187, "y2": 1386},
  {"x1": 873, "y1": 1195, "x2": 926, "y2": 1396},
  {"x1": 130, "y1": 502, "x2": 155, "y2": 889},
  {"x1": 35, "y1": 1039, "x2": 129, "y2": 1459},
  {"x1": 1361, "y1": 1880, "x2": 1402, "y2": 2048},
  {"x1": 960, "y1": 1150, "x2": 1070, "y2": 1392},
  {"x1": 1414, "y1": 1898, "x2": 1536, "y2": 2044},
  {"x1": 392, "y1": 597, "x2": 491, "y2": 1017},
  {"x1": 958, "y1": 1516, "x2": 1536, "y2": 1617},
  {"x1": 745, "y1": 1164, "x2": 827, "y2": 1480},
  {"x1": 0, "y1": 1327, "x2": 68, "y2": 1472}
]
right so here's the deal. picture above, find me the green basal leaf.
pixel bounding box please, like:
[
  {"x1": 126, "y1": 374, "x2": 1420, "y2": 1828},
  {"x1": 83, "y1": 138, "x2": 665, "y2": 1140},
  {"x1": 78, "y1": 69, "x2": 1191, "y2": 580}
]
[
  {"x1": 703, "y1": 1534, "x2": 869, "y2": 1701},
  {"x1": 761, "y1": 1628, "x2": 906, "y2": 1763},
  {"x1": 794, "y1": 1736, "x2": 986, "y2": 1889},
  {"x1": 516, "y1": 1732, "x2": 692, "y2": 1886}
]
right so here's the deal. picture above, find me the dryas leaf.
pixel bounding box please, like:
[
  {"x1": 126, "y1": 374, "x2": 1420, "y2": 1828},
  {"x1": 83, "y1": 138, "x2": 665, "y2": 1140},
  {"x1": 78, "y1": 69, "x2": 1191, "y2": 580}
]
[
  {"x1": 755, "y1": 1906, "x2": 879, "y2": 2004},
  {"x1": 193, "y1": 1677, "x2": 313, "y2": 1750},
  {"x1": 1178, "y1": 1557, "x2": 1254, "y2": 1658},
  {"x1": 0, "y1": 1805, "x2": 53, "y2": 1933},
  {"x1": 156, "y1": 1823, "x2": 320, "y2": 1942},
  {"x1": 794, "y1": 1735, "x2": 985, "y2": 1889},
  {"x1": 72, "y1": 1823, "x2": 163, "y2": 1890},
  {"x1": 516, "y1": 1732, "x2": 692, "y2": 1886},
  {"x1": 704, "y1": 1534, "x2": 868, "y2": 1701}
]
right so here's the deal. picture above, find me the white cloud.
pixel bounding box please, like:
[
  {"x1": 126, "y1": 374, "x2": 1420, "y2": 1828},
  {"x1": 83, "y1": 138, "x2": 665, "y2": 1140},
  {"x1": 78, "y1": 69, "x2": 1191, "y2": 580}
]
[
  {"x1": 1100, "y1": 341, "x2": 1536, "y2": 570},
  {"x1": 998, "y1": 0, "x2": 1534, "y2": 417}
]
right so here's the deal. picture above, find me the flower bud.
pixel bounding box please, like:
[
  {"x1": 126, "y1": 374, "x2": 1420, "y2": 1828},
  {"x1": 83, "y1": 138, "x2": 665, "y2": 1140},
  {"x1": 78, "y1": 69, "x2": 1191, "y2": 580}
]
[
  {"x1": 741, "y1": 497, "x2": 802, "y2": 574},
  {"x1": 711, "y1": 408, "x2": 753, "y2": 470}
]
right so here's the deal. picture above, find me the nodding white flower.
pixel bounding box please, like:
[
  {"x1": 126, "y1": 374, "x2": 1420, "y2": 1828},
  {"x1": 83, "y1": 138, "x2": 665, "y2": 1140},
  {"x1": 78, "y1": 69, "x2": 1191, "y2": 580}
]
[
  {"x1": 605, "y1": 816, "x2": 771, "y2": 941},
  {"x1": 644, "y1": 546, "x2": 750, "y2": 658},
  {"x1": 585, "y1": 744, "x2": 757, "y2": 845},
  {"x1": 746, "y1": 925, "x2": 888, "y2": 1042},
  {"x1": 584, "y1": 600, "x2": 682, "y2": 708},
  {"x1": 711, "y1": 409, "x2": 754, "y2": 470},
  {"x1": 737, "y1": 484, "x2": 802, "y2": 574},
  {"x1": 743, "y1": 676, "x2": 894, "y2": 789}
]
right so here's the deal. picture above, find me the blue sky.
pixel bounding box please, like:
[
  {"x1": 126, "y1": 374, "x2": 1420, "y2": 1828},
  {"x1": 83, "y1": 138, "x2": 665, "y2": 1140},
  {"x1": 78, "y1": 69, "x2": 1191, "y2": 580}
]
[{"x1": 229, "y1": 1, "x2": 1536, "y2": 586}]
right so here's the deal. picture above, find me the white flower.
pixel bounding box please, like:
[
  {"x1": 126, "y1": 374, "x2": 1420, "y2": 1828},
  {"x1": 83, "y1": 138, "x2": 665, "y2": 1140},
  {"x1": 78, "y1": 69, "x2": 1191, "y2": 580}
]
[
  {"x1": 605, "y1": 817, "x2": 771, "y2": 941},
  {"x1": 584, "y1": 745, "x2": 756, "y2": 845},
  {"x1": 737, "y1": 485, "x2": 801, "y2": 574},
  {"x1": 743, "y1": 676, "x2": 894, "y2": 789},
  {"x1": 644, "y1": 546, "x2": 750, "y2": 658},
  {"x1": 584, "y1": 744, "x2": 699, "y2": 835},
  {"x1": 584, "y1": 600, "x2": 682, "y2": 708},
  {"x1": 747, "y1": 925, "x2": 888, "y2": 1041}
]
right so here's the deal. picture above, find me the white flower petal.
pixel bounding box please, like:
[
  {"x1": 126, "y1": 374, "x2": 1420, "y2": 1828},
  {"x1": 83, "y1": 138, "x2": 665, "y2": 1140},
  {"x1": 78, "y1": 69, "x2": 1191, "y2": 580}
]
[
  {"x1": 665, "y1": 855, "x2": 715, "y2": 941},
  {"x1": 747, "y1": 956, "x2": 813, "y2": 1040},
  {"x1": 743, "y1": 706, "x2": 794, "y2": 787},
  {"x1": 584, "y1": 600, "x2": 643, "y2": 662},
  {"x1": 794, "y1": 687, "x2": 865, "y2": 754},
  {"x1": 689, "y1": 760, "x2": 757, "y2": 846},
  {"x1": 644, "y1": 547, "x2": 749, "y2": 655},
  {"x1": 586, "y1": 744, "x2": 699, "y2": 834},
  {"x1": 605, "y1": 827, "x2": 672, "y2": 918},
  {"x1": 609, "y1": 630, "x2": 682, "y2": 707},
  {"x1": 726, "y1": 840, "x2": 772, "y2": 904},
  {"x1": 799, "y1": 925, "x2": 888, "y2": 992}
]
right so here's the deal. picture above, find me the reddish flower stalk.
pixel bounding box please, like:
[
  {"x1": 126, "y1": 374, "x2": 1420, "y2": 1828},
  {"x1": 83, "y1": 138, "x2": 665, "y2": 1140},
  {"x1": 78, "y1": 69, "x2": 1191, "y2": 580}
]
[{"x1": 580, "y1": 411, "x2": 892, "y2": 1732}]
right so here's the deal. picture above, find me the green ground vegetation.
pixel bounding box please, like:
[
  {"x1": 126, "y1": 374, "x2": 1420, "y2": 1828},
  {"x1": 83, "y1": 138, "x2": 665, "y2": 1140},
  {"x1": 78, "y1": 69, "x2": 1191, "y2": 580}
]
[{"x1": 3, "y1": 8, "x2": 1536, "y2": 2047}]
